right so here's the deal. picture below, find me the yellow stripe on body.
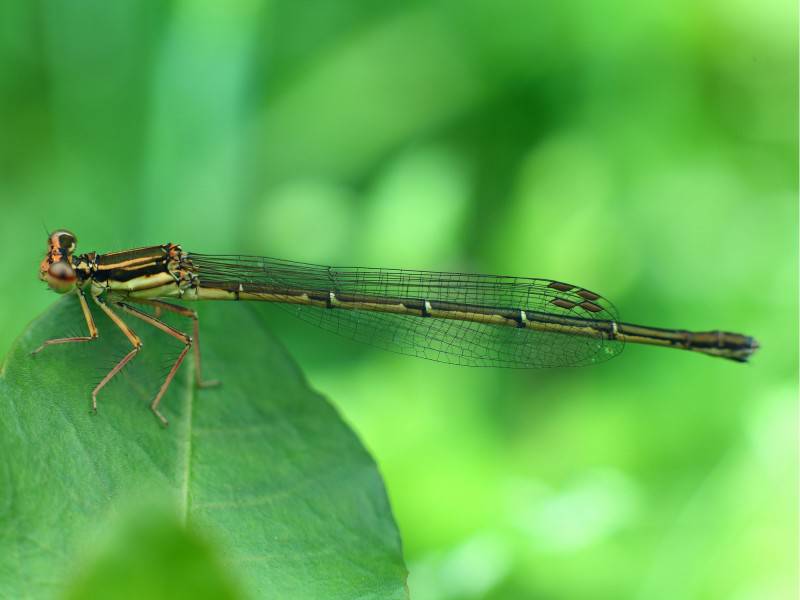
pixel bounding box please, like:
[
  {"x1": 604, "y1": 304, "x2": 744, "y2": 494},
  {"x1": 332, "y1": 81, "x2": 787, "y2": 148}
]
[{"x1": 107, "y1": 273, "x2": 178, "y2": 294}]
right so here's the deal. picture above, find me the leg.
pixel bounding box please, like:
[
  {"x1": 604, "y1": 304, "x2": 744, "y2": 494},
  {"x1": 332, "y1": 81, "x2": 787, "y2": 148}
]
[
  {"x1": 117, "y1": 302, "x2": 194, "y2": 427},
  {"x1": 126, "y1": 298, "x2": 219, "y2": 388},
  {"x1": 90, "y1": 296, "x2": 142, "y2": 414},
  {"x1": 32, "y1": 289, "x2": 98, "y2": 354}
]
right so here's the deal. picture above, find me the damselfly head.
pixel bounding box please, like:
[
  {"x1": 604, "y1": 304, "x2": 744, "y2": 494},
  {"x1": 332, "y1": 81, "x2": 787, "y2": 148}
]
[{"x1": 40, "y1": 230, "x2": 78, "y2": 294}]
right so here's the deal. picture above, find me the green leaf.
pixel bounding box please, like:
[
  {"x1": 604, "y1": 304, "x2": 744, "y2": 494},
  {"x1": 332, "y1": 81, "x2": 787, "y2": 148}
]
[{"x1": 0, "y1": 297, "x2": 407, "y2": 599}]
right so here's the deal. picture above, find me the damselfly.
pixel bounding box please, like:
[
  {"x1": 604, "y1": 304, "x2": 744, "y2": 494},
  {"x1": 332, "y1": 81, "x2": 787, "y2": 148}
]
[{"x1": 35, "y1": 230, "x2": 759, "y2": 425}]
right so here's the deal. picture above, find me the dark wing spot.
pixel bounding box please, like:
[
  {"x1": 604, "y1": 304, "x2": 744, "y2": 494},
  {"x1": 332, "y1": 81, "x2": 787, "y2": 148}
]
[
  {"x1": 577, "y1": 289, "x2": 600, "y2": 300},
  {"x1": 579, "y1": 301, "x2": 603, "y2": 313},
  {"x1": 551, "y1": 298, "x2": 578, "y2": 309},
  {"x1": 548, "y1": 282, "x2": 574, "y2": 292}
]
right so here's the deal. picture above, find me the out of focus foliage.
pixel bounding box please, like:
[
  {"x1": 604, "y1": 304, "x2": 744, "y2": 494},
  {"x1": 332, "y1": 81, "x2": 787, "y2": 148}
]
[
  {"x1": 64, "y1": 512, "x2": 241, "y2": 600},
  {"x1": 0, "y1": 1, "x2": 796, "y2": 599}
]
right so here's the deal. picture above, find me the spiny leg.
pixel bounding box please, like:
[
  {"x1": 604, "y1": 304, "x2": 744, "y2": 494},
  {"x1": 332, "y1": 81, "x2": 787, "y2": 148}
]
[
  {"x1": 91, "y1": 296, "x2": 142, "y2": 414},
  {"x1": 126, "y1": 298, "x2": 219, "y2": 388},
  {"x1": 117, "y1": 302, "x2": 195, "y2": 427},
  {"x1": 32, "y1": 289, "x2": 98, "y2": 354}
]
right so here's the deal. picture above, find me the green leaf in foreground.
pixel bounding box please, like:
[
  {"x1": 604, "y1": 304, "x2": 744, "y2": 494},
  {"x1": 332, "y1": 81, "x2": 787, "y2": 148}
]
[{"x1": 0, "y1": 297, "x2": 407, "y2": 599}]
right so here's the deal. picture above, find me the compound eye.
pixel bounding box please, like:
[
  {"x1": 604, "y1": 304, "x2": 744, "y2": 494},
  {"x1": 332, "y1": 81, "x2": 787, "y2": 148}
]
[
  {"x1": 49, "y1": 261, "x2": 75, "y2": 282},
  {"x1": 49, "y1": 230, "x2": 77, "y2": 253}
]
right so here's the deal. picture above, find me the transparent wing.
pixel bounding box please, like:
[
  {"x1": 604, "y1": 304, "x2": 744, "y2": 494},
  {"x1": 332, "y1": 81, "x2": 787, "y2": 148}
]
[{"x1": 189, "y1": 254, "x2": 624, "y2": 368}]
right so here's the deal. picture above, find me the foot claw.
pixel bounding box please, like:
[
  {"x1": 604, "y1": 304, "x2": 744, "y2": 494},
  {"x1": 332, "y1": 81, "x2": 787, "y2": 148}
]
[{"x1": 151, "y1": 408, "x2": 169, "y2": 427}]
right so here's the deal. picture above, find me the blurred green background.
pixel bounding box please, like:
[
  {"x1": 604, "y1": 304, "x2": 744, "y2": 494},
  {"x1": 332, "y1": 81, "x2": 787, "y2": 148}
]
[{"x1": 1, "y1": 1, "x2": 796, "y2": 599}]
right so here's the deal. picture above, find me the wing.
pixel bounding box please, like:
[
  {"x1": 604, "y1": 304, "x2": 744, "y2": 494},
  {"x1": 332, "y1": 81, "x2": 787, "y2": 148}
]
[{"x1": 188, "y1": 254, "x2": 624, "y2": 368}]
